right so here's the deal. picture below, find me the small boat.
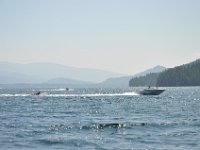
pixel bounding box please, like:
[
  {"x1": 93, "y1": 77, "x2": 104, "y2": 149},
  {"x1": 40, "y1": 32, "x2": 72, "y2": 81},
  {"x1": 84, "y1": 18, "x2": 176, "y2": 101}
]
[{"x1": 135, "y1": 86, "x2": 165, "y2": 95}]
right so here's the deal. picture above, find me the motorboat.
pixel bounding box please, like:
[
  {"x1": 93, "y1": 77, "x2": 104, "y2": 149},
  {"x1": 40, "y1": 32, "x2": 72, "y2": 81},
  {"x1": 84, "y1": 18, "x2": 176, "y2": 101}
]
[{"x1": 135, "y1": 87, "x2": 165, "y2": 95}]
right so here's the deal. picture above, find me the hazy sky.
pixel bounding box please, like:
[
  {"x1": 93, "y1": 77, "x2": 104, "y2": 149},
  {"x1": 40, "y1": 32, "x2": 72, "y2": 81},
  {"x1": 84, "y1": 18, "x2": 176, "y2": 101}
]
[{"x1": 0, "y1": 0, "x2": 200, "y2": 74}]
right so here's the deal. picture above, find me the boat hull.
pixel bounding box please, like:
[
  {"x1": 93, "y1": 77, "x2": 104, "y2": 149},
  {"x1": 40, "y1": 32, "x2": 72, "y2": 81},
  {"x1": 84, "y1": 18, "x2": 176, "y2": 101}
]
[{"x1": 136, "y1": 89, "x2": 165, "y2": 95}]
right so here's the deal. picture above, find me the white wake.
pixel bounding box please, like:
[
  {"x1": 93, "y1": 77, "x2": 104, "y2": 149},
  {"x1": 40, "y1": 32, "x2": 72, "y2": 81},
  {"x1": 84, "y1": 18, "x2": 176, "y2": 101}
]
[{"x1": 0, "y1": 92, "x2": 138, "y2": 97}]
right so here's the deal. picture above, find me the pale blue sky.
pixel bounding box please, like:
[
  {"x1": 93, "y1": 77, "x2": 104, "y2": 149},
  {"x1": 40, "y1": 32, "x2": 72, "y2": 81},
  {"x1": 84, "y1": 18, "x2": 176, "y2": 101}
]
[{"x1": 0, "y1": 0, "x2": 200, "y2": 74}]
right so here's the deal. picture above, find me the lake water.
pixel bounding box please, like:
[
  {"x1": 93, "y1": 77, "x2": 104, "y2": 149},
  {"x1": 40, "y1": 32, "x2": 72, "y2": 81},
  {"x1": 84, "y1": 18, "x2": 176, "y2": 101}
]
[{"x1": 0, "y1": 87, "x2": 200, "y2": 150}]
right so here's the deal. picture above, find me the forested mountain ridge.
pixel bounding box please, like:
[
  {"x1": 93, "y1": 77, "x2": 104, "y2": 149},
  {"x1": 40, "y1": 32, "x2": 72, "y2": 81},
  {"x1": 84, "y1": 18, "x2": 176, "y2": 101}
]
[
  {"x1": 129, "y1": 73, "x2": 160, "y2": 87},
  {"x1": 129, "y1": 59, "x2": 200, "y2": 87},
  {"x1": 156, "y1": 59, "x2": 200, "y2": 86}
]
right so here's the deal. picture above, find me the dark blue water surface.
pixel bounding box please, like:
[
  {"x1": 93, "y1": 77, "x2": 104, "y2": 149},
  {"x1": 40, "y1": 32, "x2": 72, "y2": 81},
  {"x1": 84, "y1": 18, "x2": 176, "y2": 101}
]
[{"x1": 0, "y1": 87, "x2": 200, "y2": 150}]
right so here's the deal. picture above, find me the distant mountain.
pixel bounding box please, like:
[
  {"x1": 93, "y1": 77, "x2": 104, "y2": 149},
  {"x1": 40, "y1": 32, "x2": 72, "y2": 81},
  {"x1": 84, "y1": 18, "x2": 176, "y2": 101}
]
[
  {"x1": 0, "y1": 71, "x2": 43, "y2": 84},
  {"x1": 157, "y1": 59, "x2": 200, "y2": 86},
  {"x1": 97, "y1": 76, "x2": 131, "y2": 88},
  {"x1": 0, "y1": 62, "x2": 125, "y2": 84},
  {"x1": 98, "y1": 66, "x2": 166, "y2": 87},
  {"x1": 46, "y1": 78, "x2": 93, "y2": 85},
  {"x1": 0, "y1": 62, "x2": 167, "y2": 87},
  {"x1": 134, "y1": 65, "x2": 166, "y2": 77}
]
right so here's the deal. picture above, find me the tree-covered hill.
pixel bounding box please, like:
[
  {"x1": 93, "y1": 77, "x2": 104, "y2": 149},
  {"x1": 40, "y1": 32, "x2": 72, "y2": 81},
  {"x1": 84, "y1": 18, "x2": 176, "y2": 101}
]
[
  {"x1": 156, "y1": 59, "x2": 200, "y2": 86},
  {"x1": 129, "y1": 59, "x2": 200, "y2": 87},
  {"x1": 129, "y1": 73, "x2": 160, "y2": 87}
]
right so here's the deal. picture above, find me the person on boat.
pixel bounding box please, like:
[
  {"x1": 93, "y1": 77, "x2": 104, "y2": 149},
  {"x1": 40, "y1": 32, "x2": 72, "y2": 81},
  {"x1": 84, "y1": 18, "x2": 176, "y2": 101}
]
[{"x1": 148, "y1": 85, "x2": 151, "y2": 89}]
